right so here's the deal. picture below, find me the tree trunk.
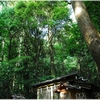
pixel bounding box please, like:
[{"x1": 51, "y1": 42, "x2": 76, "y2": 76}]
[
  {"x1": 71, "y1": 1, "x2": 100, "y2": 71},
  {"x1": 48, "y1": 26, "x2": 56, "y2": 77}
]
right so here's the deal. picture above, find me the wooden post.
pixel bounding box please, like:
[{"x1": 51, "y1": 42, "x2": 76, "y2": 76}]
[
  {"x1": 51, "y1": 86, "x2": 53, "y2": 99},
  {"x1": 37, "y1": 88, "x2": 39, "y2": 99}
]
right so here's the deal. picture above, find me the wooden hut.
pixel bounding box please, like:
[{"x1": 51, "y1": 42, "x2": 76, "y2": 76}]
[{"x1": 32, "y1": 72, "x2": 100, "y2": 99}]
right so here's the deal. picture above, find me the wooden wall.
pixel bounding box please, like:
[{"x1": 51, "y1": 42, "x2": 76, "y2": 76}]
[
  {"x1": 37, "y1": 83, "x2": 87, "y2": 99},
  {"x1": 37, "y1": 83, "x2": 59, "y2": 99}
]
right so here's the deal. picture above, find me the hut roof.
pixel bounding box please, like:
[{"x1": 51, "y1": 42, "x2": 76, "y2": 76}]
[
  {"x1": 32, "y1": 72, "x2": 100, "y2": 92},
  {"x1": 32, "y1": 72, "x2": 78, "y2": 88},
  {"x1": 70, "y1": 80, "x2": 100, "y2": 92}
]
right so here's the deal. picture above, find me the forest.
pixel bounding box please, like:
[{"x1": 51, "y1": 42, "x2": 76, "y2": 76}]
[{"x1": 0, "y1": 1, "x2": 100, "y2": 99}]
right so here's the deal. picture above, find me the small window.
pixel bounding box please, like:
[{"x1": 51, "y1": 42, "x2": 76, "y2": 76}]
[{"x1": 75, "y1": 93, "x2": 86, "y2": 99}]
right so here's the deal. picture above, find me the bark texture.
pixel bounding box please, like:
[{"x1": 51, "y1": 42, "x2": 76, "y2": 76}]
[{"x1": 71, "y1": 1, "x2": 100, "y2": 71}]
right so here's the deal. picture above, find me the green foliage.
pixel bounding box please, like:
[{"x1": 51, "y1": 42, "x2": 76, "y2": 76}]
[
  {"x1": 52, "y1": 2, "x2": 68, "y2": 21},
  {"x1": 85, "y1": 1, "x2": 100, "y2": 31},
  {"x1": 0, "y1": 1, "x2": 99, "y2": 99},
  {"x1": 66, "y1": 24, "x2": 85, "y2": 55}
]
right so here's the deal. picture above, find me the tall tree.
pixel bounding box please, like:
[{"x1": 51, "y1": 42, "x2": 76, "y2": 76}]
[{"x1": 71, "y1": 1, "x2": 100, "y2": 71}]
